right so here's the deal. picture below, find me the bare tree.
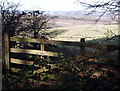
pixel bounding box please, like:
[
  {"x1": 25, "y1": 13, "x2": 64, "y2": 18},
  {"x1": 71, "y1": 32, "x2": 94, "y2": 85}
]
[
  {"x1": 76, "y1": 0, "x2": 120, "y2": 24},
  {"x1": 0, "y1": 0, "x2": 49, "y2": 38},
  {"x1": 16, "y1": 11, "x2": 49, "y2": 39},
  {"x1": 0, "y1": 0, "x2": 21, "y2": 36}
]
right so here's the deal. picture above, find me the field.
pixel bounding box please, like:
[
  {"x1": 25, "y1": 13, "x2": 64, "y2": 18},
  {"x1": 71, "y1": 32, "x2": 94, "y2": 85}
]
[{"x1": 45, "y1": 25, "x2": 118, "y2": 43}]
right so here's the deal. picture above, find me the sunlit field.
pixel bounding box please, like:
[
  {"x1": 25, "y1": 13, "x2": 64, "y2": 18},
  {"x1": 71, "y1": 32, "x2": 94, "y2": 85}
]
[{"x1": 46, "y1": 25, "x2": 118, "y2": 42}]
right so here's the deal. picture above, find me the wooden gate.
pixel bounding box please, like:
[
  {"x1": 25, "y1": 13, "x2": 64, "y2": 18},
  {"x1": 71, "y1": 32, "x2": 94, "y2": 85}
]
[{"x1": 2, "y1": 32, "x2": 119, "y2": 72}]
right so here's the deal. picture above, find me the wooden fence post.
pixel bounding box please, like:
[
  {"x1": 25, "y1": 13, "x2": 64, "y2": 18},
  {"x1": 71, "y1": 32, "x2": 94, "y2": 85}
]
[
  {"x1": 80, "y1": 38, "x2": 85, "y2": 56},
  {"x1": 40, "y1": 36, "x2": 45, "y2": 61},
  {"x1": 3, "y1": 32, "x2": 10, "y2": 72}
]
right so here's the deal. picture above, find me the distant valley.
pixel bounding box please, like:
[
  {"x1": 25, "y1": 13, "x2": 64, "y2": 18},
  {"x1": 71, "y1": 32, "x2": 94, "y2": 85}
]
[{"x1": 45, "y1": 11, "x2": 117, "y2": 27}]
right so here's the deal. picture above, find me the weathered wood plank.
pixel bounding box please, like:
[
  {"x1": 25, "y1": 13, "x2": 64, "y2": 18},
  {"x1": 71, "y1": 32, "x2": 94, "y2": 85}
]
[
  {"x1": 10, "y1": 37, "x2": 119, "y2": 49},
  {"x1": 3, "y1": 32, "x2": 10, "y2": 71},
  {"x1": 80, "y1": 38, "x2": 85, "y2": 56},
  {"x1": 10, "y1": 37, "x2": 80, "y2": 46},
  {"x1": 11, "y1": 58, "x2": 34, "y2": 65},
  {"x1": 10, "y1": 48, "x2": 62, "y2": 57},
  {"x1": 40, "y1": 36, "x2": 45, "y2": 61}
]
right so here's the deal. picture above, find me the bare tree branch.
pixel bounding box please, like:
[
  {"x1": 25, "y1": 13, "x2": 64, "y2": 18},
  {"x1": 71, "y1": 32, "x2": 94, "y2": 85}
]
[{"x1": 76, "y1": 0, "x2": 119, "y2": 24}]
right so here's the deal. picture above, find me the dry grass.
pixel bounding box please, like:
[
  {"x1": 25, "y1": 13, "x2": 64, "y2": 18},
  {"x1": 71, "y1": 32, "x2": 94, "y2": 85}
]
[{"x1": 46, "y1": 25, "x2": 118, "y2": 42}]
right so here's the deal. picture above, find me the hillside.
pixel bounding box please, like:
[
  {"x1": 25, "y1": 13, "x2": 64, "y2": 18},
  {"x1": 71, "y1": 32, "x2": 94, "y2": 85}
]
[
  {"x1": 46, "y1": 11, "x2": 116, "y2": 27},
  {"x1": 44, "y1": 25, "x2": 118, "y2": 43}
]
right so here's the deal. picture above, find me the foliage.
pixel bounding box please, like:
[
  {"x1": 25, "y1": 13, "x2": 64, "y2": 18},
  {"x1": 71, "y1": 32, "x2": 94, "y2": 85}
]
[
  {"x1": 15, "y1": 11, "x2": 49, "y2": 38},
  {"x1": 2, "y1": 73, "x2": 32, "y2": 89},
  {"x1": 2, "y1": 54, "x2": 120, "y2": 90},
  {"x1": 0, "y1": 1, "x2": 49, "y2": 38}
]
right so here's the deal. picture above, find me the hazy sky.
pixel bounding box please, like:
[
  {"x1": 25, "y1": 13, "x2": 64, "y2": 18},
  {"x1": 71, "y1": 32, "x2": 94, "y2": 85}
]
[{"x1": 7, "y1": 0, "x2": 109, "y2": 11}]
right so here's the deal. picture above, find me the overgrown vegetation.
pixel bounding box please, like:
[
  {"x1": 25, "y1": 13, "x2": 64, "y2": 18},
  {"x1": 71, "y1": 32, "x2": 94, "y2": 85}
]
[
  {"x1": 2, "y1": 54, "x2": 120, "y2": 90},
  {"x1": 2, "y1": 35, "x2": 120, "y2": 90}
]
